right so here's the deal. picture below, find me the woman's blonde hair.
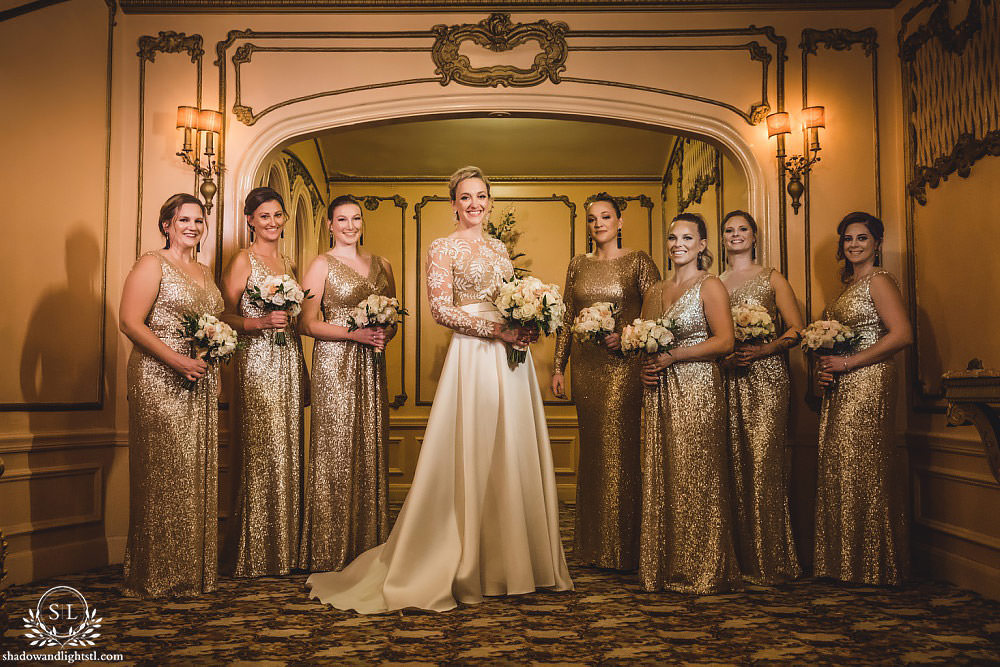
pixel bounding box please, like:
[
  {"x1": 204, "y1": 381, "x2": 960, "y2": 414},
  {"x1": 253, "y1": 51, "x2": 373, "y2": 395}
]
[{"x1": 448, "y1": 165, "x2": 491, "y2": 202}]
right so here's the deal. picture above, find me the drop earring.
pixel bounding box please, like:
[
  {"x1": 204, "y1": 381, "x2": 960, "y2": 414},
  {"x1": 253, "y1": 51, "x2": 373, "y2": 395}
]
[
  {"x1": 617, "y1": 229, "x2": 622, "y2": 249},
  {"x1": 196, "y1": 241, "x2": 201, "y2": 253},
  {"x1": 249, "y1": 225, "x2": 254, "y2": 242},
  {"x1": 875, "y1": 248, "x2": 881, "y2": 266},
  {"x1": 587, "y1": 233, "x2": 593, "y2": 253},
  {"x1": 280, "y1": 229, "x2": 284, "y2": 239}
]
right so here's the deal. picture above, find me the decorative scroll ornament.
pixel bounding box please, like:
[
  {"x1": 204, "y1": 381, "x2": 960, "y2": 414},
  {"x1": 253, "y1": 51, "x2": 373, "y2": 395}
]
[
  {"x1": 137, "y1": 31, "x2": 204, "y2": 63},
  {"x1": 431, "y1": 13, "x2": 569, "y2": 87},
  {"x1": 801, "y1": 27, "x2": 878, "y2": 55}
]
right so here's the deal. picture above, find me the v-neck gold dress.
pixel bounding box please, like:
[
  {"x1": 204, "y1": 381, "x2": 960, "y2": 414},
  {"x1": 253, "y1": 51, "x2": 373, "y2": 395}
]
[
  {"x1": 638, "y1": 275, "x2": 741, "y2": 593},
  {"x1": 299, "y1": 253, "x2": 391, "y2": 572},
  {"x1": 226, "y1": 251, "x2": 308, "y2": 577},
  {"x1": 123, "y1": 251, "x2": 224, "y2": 598}
]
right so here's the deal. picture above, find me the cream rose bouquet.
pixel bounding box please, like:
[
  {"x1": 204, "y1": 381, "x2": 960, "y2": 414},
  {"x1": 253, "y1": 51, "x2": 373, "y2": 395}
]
[
  {"x1": 494, "y1": 275, "x2": 566, "y2": 368},
  {"x1": 178, "y1": 313, "x2": 240, "y2": 390},
  {"x1": 245, "y1": 274, "x2": 312, "y2": 346},
  {"x1": 732, "y1": 302, "x2": 776, "y2": 345},
  {"x1": 800, "y1": 319, "x2": 856, "y2": 355},
  {"x1": 572, "y1": 302, "x2": 619, "y2": 346},
  {"x1": 346, "y1": 294, "x2": 409, "y2": 358},
  {"x1": 620, "y1": 316, "x2": 679, "y2": 357}
]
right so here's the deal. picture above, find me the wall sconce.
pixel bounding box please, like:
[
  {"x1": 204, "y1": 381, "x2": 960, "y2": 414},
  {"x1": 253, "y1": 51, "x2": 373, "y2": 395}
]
[
  {"x1": 176, "y1": 106, "x2": 223, "y2": 214},
  {"x1": 766, "y1": 106, "x2": 825, "y2": 214}
]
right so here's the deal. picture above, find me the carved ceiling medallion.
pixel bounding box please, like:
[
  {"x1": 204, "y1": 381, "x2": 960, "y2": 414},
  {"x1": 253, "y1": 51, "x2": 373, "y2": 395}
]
[{"x1": 431, "y1": 13, "x2": 569, "y2": 88}]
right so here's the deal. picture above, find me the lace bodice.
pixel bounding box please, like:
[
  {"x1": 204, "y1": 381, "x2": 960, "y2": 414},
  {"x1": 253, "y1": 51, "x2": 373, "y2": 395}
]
[{"x1": 426, "y1": 236, "x2": 513, "y2": 337}]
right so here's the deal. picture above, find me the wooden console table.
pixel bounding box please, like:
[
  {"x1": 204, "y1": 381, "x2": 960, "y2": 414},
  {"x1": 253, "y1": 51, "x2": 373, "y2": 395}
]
[{"x1": 942, "y1": 362, "x2": 1000, "y2": 484}]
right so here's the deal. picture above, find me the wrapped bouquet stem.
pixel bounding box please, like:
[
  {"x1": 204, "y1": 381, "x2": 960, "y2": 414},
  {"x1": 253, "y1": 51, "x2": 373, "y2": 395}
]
[
  {"x1": 245, "y1": 274, "x2": 312, "y2": 346},
  {"x1": 178, "y1": 313, "x2": 240, "y2": 390},
  {"x1": 494, "y1": 276, "x2": 566, "y2": 369},
  {"x1": 347, "y1": 294, "x2": 409, "y2": 359}
]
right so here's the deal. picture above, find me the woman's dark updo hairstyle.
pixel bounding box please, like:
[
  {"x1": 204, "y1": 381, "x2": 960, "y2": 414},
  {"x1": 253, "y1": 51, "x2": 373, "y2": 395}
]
[
  {"x1": 158, "y1": 193, "x2": 205, "y2": 249},
  {"x1": 327, "y1": 194, "x2": 362, "y2": 220},
  {"x1": 243, "y1": 187, "x2": 286, "y2": 240},
  {"x1": 721, "y1": 209, "x2": 759, "y2": 260},
  {"x1": 836, "y1": 211, "x2": 884, "y2": 283},
  {"x1": 670, "y1": 212, "x2": 714, "y2": 269},
  {"x1": 588, "y1": 192, "x2": 622, "y2": 218}
]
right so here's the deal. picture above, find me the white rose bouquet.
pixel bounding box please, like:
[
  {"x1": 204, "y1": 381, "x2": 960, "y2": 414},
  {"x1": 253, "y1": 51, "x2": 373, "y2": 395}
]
[
  {"x1": 178, "y1": 313, "x2": 240, "y2": 390},
  {"x1": 245, "y1": 274, "x2": 313, "y2": 346},
  {"x1": 572, "y1": 302, "x2": 619, "y2": 346},
  {"x1": 731, "y1": 302, "x2": 776, "y2": 345},
  {"x1": 800, "y1": 319, "x2": 857, "y2": 355},
  {"x1": 494, "y1": 276, "x2": 566, "y2": 368},
  {"x1": 346, "y1": 294, "x2": 409, "y2": 358},
  {"x1": 620, "y1": 316, "x2": 679, "y2": 357}
]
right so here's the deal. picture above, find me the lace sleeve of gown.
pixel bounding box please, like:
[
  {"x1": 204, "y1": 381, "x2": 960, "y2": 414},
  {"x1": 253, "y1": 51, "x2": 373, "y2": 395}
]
[
  {"x1": 636, "y1": 251, "x2": 662, "y2": 300},
  {"x1": 426, "y1": 239, "x2": 497, "y2": 339},
  {"x1": 552, "y1": 255, "x2": 579, "y2": 374}
]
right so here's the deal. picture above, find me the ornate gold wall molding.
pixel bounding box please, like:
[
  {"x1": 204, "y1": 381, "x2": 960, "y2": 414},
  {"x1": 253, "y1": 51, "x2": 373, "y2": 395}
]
[
  {"x1": 0, "y1": 0, "x2": 116, "y2": 412},
  {"x1": 799, "y1": 26, "x2": 880, "y2": 322},
  {"x1": 678, "y1": 138, "x2": 720, "y2": 212},
  {"x1": 281, "y1": 150, "x2": 325, "y2": 211},
  {"x1": 430, "y1": 13, "x2": 568, "y2": 87},
  {"x1": 135, "y1": 31, "x2": 204, "y2": 260},
  {"x1": 413, "y1": 193, "x2": 576, "y2": 406},
  {"x1": 900, "y1": 0, "x2": 999, "y2": 410}
]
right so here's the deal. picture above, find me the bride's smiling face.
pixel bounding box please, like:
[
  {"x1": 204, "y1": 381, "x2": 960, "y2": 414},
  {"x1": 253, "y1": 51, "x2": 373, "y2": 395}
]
[{"x1": 452, "y1": 177, "x2": 491, "y2": 229}]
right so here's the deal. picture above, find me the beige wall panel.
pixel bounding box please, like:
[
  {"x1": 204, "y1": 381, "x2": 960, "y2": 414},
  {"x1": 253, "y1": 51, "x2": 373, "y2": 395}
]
[{"x1": 0, "y1": 1, "x2": 108, "y2": 406}]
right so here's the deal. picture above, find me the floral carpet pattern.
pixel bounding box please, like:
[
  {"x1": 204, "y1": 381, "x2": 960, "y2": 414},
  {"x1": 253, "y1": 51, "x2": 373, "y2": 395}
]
[{"x1": 3, "y1": 504, "x2": 999, "y2": 665}]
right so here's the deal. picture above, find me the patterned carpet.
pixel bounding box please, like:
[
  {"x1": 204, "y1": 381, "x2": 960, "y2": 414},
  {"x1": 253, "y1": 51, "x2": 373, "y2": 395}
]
[{"x1": 3, "y1": 505, "x2": 999, "y2": 665}]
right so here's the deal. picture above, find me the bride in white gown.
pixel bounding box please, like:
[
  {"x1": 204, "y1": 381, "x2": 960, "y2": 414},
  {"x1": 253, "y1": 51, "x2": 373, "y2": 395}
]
[{"x1": 306, "y1": 166, "x2": 573, "y2": 613}]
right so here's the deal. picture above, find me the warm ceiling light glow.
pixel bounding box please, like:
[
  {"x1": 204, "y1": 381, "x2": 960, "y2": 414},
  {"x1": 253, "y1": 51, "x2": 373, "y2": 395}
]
[
  {"x1": 766, "y1": 112, "x2": 791, "y2": 138},
  {"x1": 803, "y1": 106, "x2": 826, "y2": 129},
  {"x1": 198, "y1": 109, "x2": 223, "y2": 134},
  {"x1": 176, "y1": 105, "x2": 199, "y2": 129}
]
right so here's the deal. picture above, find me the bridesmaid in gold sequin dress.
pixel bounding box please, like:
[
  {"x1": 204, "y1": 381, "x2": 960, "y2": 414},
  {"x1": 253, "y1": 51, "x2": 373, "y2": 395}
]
[
  {"x1": 119, "y1": 194, "x2": 223, "y2": 598},
  {"x1": 298, "y1": 195, "x2": 397, "y2": 572},
  {"x1": 814, "y1": 212, "x2": 912, "y2": 586},
  {"x1": 220, "y1": 187, "x2": 308, "y2": 577},
  {"x1": 551, "y1": 193, "x2": 660, "y2": 570},
  {"x1": 719, "y1": 210, "x2": 803, "y2": 584},
  {"x1": 638, "y1": 213, "x2": 740, "y2": 593}
]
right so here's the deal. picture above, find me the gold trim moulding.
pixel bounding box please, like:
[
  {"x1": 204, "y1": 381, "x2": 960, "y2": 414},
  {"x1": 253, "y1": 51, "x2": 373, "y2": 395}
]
[{"x1": 116, "y1": 0, "x2": 900, "y2": 14}]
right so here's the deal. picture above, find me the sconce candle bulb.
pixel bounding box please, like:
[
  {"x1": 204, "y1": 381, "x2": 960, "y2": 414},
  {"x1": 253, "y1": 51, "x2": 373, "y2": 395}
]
[
  {"x1": 175, "y1": 106, "x2": 223, "y2": 215},
  {"x1": 766, "y1": 107, "x2": 826, "y2": 214}
]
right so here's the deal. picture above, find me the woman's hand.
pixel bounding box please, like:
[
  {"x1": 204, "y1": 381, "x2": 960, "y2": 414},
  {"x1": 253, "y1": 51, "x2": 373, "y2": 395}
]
[
  {"x1": 170, "y1": 353, "x2": 208, "y2": 383},
  {"x1": 551, "y1": 373, "x2": 566, "y2": 399},
  {"x1": 603, "y1": 332, "x2": 621, "y2": 351},
  {"x1": 733, "y1": 342, "x2": 774, "y2": 366},
  {"x1": 352, "y1": 326, "x2": 387, "y2": 350},
  {"x1": 257, "y1": 311, "x2": 289, "y2": 331},
  {"x1": 498, "y1": 326, "x2": 537, "y2": 346},
  {"x1": 640, "y1": 352, "x2": 674, "y2": 387},
  {"x1": 816, "y1": 354, "x2": 853, "y2": 387}
]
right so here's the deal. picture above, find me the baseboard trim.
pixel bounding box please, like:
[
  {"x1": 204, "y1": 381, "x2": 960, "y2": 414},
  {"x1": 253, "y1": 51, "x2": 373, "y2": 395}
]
[
  {"x1": 5, "y1": 536, "x2": 115, "y2": 588},
  {"x1": 913, "y1": 542, "x2": 1000, "y2": 600}
]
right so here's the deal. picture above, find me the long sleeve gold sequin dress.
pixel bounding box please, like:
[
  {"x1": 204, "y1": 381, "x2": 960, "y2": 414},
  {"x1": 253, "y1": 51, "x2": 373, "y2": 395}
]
[
  {"x1": 724, "y1": 268, "x2": 801, "y2": 584},
  {"x1": 227, "y1": 251, "x2": 308, "y2": 577},
  {"x1": 552, "y1": 250, "x2": 660, "y2": 570},
  {"x1": 299, "y1": 254, "x2": 391, "y2": 572},
  {"x1": 814, "y1": 270, "x2": 909, "y2": 586},
  {"x1": 306, "y1": 236, "x2": 572, "y2": 613},
  {"x1": 123, "y1": 252, "x2": 224, "y2": 598},
  {"x1": 639, "y1": 275, "x2": 741, "y2": 593}
]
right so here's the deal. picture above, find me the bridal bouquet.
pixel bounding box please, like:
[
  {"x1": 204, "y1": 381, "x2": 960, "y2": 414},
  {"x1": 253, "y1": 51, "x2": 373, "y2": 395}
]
[
  {"x1": 178, "y1": 313, "x2": 240, "y2": 390},
  {"x1": 800, "y1": 319, "x2": 856, "y2": 355},
  {"x1": 494, "y1": 276, "x2": 566, "y2": 368},
  {"x1": 620, "y1": 316, "x2": 679, "y2": 356},
  {"x1": 346, "y1": 294, "x2": 409, "y2": 358},
  {"x1": 572, "y1": 302, "x2": 618, "y2": 345},
  {"x1": 245, "y1": 274, "x2": 312, "y2": 346},
  {"x1": 732, "y1": 302, "x2": 776, "y2": 344}
]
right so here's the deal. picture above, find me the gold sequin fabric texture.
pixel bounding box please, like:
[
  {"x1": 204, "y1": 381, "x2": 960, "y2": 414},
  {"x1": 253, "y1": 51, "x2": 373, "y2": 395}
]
[
  {"x1": 815, "y1": 270, "x2": 909, "y2": 585},
  {"x1": 226, "y1": 251, "x2": 307, "y2": 577},
  {"x1": 724, "y1": 269, "x2": 801, "y2": 584},
  {"x1": 552, "y1": 250, "x2": 660, "y2": 570},
  {"x1": 123, "y1": 252, "x2": 223, "y2": 598},
  {"x1": 639, "y1": 275, "x2": 741, "y2": 593},
  {"x1": 299, "y1": 254, "x2": 390, "y2": 572}
]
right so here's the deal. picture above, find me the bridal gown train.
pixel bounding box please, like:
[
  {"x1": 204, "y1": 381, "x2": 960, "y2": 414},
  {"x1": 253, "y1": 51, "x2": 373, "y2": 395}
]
[{"x1": 306, "y1": 235, "x2": 573, "y2": 613}]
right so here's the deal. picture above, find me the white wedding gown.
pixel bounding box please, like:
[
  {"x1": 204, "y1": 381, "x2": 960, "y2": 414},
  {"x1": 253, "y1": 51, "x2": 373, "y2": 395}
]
[{"x1": 306, "y1": 236, "x2": 572, "y2": 613}]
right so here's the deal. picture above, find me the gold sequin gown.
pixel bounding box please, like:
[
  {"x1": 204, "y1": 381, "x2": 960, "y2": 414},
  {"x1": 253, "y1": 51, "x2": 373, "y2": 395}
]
[
  {"x1": 553, "y1": 250, "x2": 660, "y2": 570},
  {"x1": 299, "y1": 254, "x2": 391, "y2": 572},
  {"x1": 123, "y1": 252, "x2": 223, "y2": 598},
  {"x1": 227, "y1": 251, "x2": 308, "y2": 577},
  {"x1": 639, "y1": 275, "x2": 741, "y2": 593},
  {"x1": 307, "y1": 236, "x2": 571, "y2": 613},
  {"x1": 724, "y1": 268, "x2": 801, "y2": 584},
  {"x1": 814, "y1": 270, "x2": 909, "y2": 585}
]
